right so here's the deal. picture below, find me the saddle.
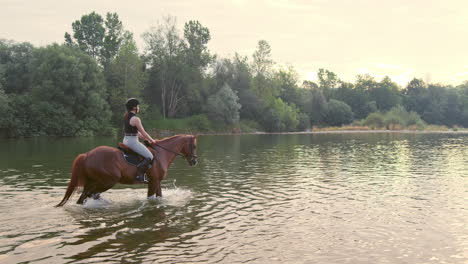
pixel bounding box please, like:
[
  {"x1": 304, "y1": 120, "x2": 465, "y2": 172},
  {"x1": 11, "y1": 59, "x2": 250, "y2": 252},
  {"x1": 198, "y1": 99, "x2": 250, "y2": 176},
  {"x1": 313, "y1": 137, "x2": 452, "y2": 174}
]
[{"x1": 117, "y1": 143, "x2": 145, "y2": 166}]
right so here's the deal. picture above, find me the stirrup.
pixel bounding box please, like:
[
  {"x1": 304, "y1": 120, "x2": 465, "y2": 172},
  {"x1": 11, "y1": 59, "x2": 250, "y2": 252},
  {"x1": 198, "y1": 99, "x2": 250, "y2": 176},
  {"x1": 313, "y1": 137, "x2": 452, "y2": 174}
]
[{"x1": 135, "y1": 173, "x2": 149, "y2": 184}]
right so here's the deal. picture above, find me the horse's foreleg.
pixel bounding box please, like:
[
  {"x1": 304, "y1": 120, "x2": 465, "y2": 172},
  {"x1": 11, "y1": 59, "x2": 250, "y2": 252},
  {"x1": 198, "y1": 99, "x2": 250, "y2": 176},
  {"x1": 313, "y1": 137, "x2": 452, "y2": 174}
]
[
  {"x1": 155, "y1": 181, "x2": 162, "y2": 197},
  {"x1": 147, "y1": 181, "x2": 156, "y2": 198},
  {"x1": 147, "y1": 179, "x2": 162, "y2": 198}
]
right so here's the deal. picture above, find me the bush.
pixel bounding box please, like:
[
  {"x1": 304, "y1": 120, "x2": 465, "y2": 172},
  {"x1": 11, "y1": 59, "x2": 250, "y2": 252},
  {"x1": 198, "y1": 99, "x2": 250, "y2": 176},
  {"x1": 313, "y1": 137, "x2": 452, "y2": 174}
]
[
  {"x1": 407, "y1": 111, "x2": 426, "y2": 129},
  {"x1": 384, "y1": 114, "x2": 405, "y2": 129},
  {"x1": 187, "y1": 114, "x2": 211, "y2": 131},
  {"x1": 8, "y1": 44, "x2": 112, "y2": 137},
  {"x1": 362, "y1": 105, "x2": 426, "y2": 130},
  {"x1": 261, "y1": 97, "x2": 300, "y2": 132},
  {"x1": 206, "y1": 84, "x2": 241, "y2": 124},
  {"x1": 143, "y1": 114, "x2": 215, "y2": 133},
  {"x1": 140, "y1": 103, "x2": 162, "y2": 122},
  {"x1": 297, "y1": 113, "x2": 311, "y2": 131},
  {"x1": 0, "y1": 88, "x2": 10, "y2": 130},
  {"x1": 363, "y1": 112, "x2": 384, "y2": 129},
  {"x1": 239, "y1": 119, "x2": 261, "y2": 133},
  {"x1": 325, "y1": 99, "x2": 353, "y2": 126},
  {"x1": 425, "y1": 125, "x2": 449, "y2": 131}
]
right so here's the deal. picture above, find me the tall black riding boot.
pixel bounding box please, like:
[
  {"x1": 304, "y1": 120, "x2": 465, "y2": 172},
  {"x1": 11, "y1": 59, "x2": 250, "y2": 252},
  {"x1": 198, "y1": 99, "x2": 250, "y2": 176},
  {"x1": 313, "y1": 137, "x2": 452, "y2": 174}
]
[{"x1": 135, "y1": 158, "x2": 152, "y2": 183}]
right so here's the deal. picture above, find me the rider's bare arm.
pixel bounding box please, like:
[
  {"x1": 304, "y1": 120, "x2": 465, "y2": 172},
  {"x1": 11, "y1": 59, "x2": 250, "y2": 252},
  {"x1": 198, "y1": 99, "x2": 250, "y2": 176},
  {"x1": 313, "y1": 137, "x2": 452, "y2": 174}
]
[{"x1": 130, "y1": 117, "x2": 156, "y2": 143}]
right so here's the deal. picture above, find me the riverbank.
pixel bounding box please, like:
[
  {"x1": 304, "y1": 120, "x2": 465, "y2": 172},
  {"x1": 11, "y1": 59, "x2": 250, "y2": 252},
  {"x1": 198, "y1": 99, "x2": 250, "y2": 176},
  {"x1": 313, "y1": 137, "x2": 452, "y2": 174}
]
[
  {"x1": 149, "y1": 126, "x2": 468, "y2": 138},
  {"x1": 144, "y1": 116, "x2": 468, "y2": 137}
]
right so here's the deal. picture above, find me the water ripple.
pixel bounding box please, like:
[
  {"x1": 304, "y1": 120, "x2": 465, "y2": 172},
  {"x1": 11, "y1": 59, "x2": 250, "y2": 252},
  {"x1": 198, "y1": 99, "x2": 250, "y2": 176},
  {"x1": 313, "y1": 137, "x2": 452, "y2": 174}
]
[{"x1": 0, "y1": 134, "x2": 467, "y2": 263}]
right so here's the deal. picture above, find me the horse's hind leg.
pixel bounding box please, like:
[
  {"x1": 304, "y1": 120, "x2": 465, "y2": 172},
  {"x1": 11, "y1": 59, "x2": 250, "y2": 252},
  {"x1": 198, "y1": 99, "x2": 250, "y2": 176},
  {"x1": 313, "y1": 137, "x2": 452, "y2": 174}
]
[
  {"x1": 77, "y1": 181, "x2": 98, "y2": 204},
  {"x1": 88, "y1": 181, "x2": 117, "y2": 201},
  {"x1": 77, "y1": 173, "x2": 118, "y2": 204},
  {"x1": 77, "y1": 188, "x2": 90, "y2": 204},
  {"x1": 90, "y1": 184, "x2": 115, "y2": 200}
]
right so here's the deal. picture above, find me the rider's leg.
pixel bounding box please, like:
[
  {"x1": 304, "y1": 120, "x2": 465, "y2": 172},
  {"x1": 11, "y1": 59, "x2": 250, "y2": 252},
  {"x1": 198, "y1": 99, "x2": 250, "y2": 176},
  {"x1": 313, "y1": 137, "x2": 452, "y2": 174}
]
[
  {"x1": 124, "y1": 136, "x2": 154, "y2": 183},
  {"x1": 135, "y1": 157, "x2": 153, "y2": 183}
]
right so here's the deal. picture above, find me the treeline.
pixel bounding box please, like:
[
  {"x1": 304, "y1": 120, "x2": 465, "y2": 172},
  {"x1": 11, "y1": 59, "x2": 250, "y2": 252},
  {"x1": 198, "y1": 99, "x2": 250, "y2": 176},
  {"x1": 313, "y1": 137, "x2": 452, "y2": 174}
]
[{"x1": 1, "y1": 12, "x2": 467, "y2": 137}]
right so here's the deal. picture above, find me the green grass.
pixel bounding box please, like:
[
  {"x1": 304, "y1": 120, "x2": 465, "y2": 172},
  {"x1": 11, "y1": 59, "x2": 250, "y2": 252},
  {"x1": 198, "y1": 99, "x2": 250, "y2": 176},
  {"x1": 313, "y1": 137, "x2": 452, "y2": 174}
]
[
  {"x1": 142, "y1": 116, "x2": 265, "y2": 135},
  {"x1": 144, "y1": 114, "x2": 239, "y2": 134},
  {"x1": 142, "y1": 113, "x2": 462, "y2": 136}
]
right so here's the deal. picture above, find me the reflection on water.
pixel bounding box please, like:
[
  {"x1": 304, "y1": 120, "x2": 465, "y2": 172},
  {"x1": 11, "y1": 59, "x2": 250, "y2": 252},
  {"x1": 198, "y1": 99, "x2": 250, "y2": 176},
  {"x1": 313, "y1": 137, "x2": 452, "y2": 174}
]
[{"x1": 0, "y1": 133, "x2": 467, "y2": 263}]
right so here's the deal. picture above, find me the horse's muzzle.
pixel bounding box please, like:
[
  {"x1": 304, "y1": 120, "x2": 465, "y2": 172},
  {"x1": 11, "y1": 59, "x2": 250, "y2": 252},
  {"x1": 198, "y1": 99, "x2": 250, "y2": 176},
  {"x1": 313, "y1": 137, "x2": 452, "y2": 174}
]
[{"x1": 188, "y1": 157, "x2": 198, "y2": 166}]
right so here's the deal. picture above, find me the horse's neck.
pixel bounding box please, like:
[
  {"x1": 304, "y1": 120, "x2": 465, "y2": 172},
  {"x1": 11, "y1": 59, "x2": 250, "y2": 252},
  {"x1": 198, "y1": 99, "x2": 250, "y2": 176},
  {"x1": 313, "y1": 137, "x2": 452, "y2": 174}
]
[
  {"x1": 157, "y1": 136, "x2": 185, "y2": 166},
  {"x1": 158, "y1": 136, "x2": 184, "y2": 153}
]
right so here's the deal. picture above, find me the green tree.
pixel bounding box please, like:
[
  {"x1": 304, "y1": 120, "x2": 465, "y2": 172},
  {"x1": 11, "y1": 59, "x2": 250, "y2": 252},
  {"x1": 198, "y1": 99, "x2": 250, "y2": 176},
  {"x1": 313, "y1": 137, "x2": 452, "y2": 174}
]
[
  {"x1": 345, "y1": 75, "x2": 377, "y2": 119},
  {"x1": 183, "y1": 20, "x2": 213, "y2": 69},
  {"x1": 27, "y1": 44, "x2": 111, "y2": 136},
  {"x1": 261, "y1": 97, "x2": 299, "y2": 132},
  {"x1": 143, "y1": 16, "x2": 187, "y2": 118},
  {"x1": 249, "y1": 40, "x2": 282, "y2": 131},
  {"x1": 317, "y1": 68, "x2": 341, "y2": 89},
  {"x1": 421, "y1": 84, "x2": 449, "y2": 125},
  {"x1": 66, "y1": 12, "x2": 124, "y2": 67},
  {"x1": 206, "y1": 84, "x2": 241, "y2": 124},
  {"x1": 403, "y1": 79, "x2": 466, "y2": 127},
  {"x1": 102, "y1": 12, "x2": 124, "y2": 67},
  {"x1": 7, "y1": 93, "x2": 37, "y2": 136},
  {"x1": 325, "y1": 99, "x2": 353, "y2": 126},
  {"x1": 213, "y1": 54, "x2": 259, "y2": 121},
  {"x1": 181, "y1": 20, "x2": 214, "y2": 116},
  {"x1": 252, "y1": 40, "x2": 277, "y2": 103},
  {"x1": 0, "y1": 88, "x2": 9, "y2": 131},
  {"x1": 0, "y1": 40, "x2": 34, "y2": 94},
  {"x1": 67, "y1": 12, "x2": 105, "y2": 59},
  {"x1": 274, "y1": 66, "x2": 302, "y2": 107},
  {"x1": 106, "y1": 32, "x2": 146, "y2": 125},
  {"x1": 370, "y1": 76, "x2": 401, "y2": 111},
  {"x1": 403, "y1": 78, "x2": 428, "y2": 117},
  {"x1": 252, "y1": 40, "x2": 274, "y2": 77},
  {"x1": 309, "y1": 88, "x2": 328, "y2": 125},
  {"x1": 445, "y1": 89, "x2": 462, "y2": 126},
  {"x1": 317, "y1": 68, "x2": 341, "y2": 98},
  {"x1": 456, "y1": 82, "x2": 468, "y2": 127}
]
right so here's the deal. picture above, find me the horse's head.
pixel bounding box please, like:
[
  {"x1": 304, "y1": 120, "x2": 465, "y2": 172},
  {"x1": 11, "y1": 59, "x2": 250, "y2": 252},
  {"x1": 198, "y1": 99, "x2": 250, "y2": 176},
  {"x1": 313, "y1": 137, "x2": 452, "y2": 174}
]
[{"x1": 182, "y1": 135, "x2": 198, "y2": 166}]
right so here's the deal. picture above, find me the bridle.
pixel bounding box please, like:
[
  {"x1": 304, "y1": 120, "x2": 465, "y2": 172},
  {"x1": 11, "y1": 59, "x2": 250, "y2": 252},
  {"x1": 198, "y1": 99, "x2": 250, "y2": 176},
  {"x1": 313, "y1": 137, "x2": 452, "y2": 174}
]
[{"x1": 145, "y1": 137, "x2": 198, "y2": 160}]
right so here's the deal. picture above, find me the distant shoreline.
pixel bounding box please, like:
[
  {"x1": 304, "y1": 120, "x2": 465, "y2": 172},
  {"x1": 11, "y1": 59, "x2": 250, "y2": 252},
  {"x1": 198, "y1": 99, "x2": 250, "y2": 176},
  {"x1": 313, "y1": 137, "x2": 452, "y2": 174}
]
[
  {"x1": 154, "y1": 129, "x2": 468, "y2": 137},
  {"x1": 2, "y1": 129, "x2": 467, "y2": 139}
]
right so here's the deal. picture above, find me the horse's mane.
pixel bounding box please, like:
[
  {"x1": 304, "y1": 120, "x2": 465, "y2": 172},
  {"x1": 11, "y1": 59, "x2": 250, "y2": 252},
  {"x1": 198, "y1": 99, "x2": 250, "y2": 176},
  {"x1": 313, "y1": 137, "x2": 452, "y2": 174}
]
[{"x1": 156, "y1": 134, "x2": 193, "y2": 144}]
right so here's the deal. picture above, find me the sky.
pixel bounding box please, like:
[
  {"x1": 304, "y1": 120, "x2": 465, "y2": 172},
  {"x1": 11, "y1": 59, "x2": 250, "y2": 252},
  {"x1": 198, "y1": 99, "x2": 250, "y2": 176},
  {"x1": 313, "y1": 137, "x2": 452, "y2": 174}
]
[{"x1": 1, "y1": 0, "x2": 468, "y2": 86}]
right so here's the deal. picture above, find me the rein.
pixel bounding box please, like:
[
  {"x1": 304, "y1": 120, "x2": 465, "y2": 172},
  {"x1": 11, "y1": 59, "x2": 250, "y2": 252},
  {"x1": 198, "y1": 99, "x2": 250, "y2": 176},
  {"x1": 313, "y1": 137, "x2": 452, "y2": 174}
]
[{"x1": 144, "y1": 140, "x2": 197, "y2": 159}]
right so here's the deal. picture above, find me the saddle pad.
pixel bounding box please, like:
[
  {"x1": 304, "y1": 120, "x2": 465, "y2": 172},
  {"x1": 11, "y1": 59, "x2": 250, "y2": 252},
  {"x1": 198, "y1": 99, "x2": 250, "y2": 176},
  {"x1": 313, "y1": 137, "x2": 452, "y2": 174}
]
[{"x1": 117, "y1": 146, "x2": 143, "y2": 166}]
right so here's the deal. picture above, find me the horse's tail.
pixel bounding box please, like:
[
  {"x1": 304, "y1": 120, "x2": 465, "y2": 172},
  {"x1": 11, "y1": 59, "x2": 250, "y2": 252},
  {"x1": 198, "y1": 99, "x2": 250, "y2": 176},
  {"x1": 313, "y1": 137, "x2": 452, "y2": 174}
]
[{"x1": 55, "y1": 154, "x2": 87, "y2": 207}]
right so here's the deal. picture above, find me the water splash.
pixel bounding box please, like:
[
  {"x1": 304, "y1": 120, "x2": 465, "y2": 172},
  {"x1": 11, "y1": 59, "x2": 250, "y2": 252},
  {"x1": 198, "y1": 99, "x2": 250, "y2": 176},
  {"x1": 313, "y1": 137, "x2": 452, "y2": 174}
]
[{"x1": 62, "y1": 187, "x2": 194, "y2": 211}]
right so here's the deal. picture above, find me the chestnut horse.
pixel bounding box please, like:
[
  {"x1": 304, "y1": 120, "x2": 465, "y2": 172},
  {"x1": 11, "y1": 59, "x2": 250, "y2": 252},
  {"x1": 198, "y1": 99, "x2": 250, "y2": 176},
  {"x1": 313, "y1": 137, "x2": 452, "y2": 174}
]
[{"x1": 56, "y1": 134, "x2": 198, "y2": 207}]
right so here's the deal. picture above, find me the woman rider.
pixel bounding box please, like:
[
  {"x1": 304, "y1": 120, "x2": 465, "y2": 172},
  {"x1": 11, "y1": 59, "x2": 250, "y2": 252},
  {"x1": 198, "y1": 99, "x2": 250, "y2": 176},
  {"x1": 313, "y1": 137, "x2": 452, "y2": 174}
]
[{"x1": 123, "y1": 98, "x2": 156, "y2": 183}]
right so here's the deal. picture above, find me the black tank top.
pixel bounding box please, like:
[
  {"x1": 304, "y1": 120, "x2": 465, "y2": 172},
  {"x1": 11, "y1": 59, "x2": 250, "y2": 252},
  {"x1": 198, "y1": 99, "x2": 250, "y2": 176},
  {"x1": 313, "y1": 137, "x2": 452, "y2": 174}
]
[{"x1": 124, "y1": 112, "x2": 138, "y2": 134}]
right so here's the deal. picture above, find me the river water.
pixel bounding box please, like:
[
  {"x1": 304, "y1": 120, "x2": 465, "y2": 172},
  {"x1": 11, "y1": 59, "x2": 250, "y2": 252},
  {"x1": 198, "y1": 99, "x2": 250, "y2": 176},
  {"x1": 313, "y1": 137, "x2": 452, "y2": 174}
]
[{"x1": 0, "y1": 133, "x2": 466, "y2": 264}]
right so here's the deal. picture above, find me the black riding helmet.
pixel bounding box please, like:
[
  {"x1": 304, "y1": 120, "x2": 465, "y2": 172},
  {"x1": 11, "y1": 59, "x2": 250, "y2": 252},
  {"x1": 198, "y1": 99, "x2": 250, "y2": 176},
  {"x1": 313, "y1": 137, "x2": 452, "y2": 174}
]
[{"x1": 125, "y1": 98, "x2": 140, "y2": 111}]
